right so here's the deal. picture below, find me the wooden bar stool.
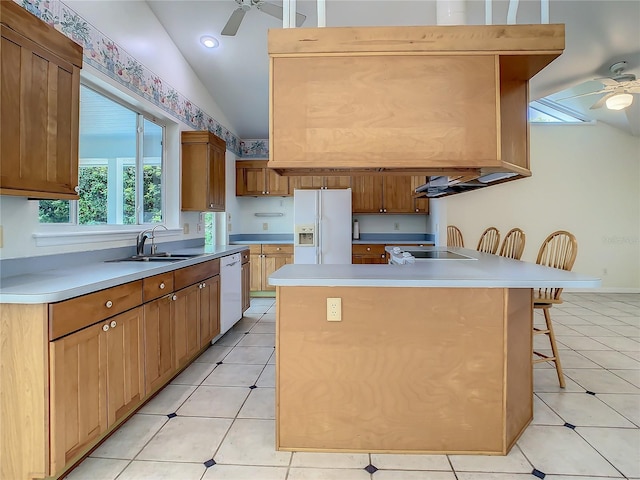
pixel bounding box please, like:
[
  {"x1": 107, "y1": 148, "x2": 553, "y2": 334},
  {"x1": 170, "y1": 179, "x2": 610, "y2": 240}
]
[
  {"x1": 499, "y1": 228, "x2": 526, "y2": 260},
  {"x1": 447, "y1": 225, "x2": 464, "y2": 247},
  {"x1": 533, "y1": 230, "x2": 578, "y2": 388},
  {"x1": 476, "y1": 227, "x2": 500, "y2": 254}
]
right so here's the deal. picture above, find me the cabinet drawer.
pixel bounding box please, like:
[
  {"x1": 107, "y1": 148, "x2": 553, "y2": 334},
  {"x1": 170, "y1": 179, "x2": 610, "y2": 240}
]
[
  {"x1": 49, "y1": 281, "x2": 143, "y2": 340},
  {"x1": 352, "y1": 244, "x2": 385, "y2": 255},
  {"x1": 143, "y1": 272, "x2": 175, "y2": 302},
  {"x1": 249, "y1": 244, "x2": 262, "y2": 255},
  {"x1": 241, "y1": 249, "x2": 250, "y2": 264},
  {"x1": 174, "y1": 259, "x2": 220, "y2": 290},
  {"x1": 262, "y1": 244, "x2": 293, "y2": 255}
]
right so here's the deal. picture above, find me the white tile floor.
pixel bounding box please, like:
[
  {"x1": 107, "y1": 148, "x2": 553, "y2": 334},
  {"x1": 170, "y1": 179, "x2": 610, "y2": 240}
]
[{"x1": 66, "y1": 293, "x2": 640, "y2": 480}]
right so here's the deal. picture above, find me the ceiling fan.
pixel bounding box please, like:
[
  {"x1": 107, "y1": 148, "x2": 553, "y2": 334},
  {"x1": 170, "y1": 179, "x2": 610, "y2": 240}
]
[
  {"x1": 222, "y1": 0, "x2": 306, "y2": 36},
  {"x1": 559, "y1": 61, "x2": 640, "y2": 111}
]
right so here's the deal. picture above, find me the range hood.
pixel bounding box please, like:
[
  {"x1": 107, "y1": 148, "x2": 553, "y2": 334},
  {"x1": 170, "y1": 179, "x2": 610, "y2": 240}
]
[
  {"x1": 267, "y1": 24, "x2": 565, "y2": 193},
  {"x1": 415, "y1": 172, "x2": 520, "y2": 198}
]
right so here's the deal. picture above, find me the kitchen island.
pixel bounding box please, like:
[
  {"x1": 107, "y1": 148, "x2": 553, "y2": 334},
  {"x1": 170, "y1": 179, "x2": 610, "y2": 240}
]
[{"x1": 269, "y1": 248, "x2": 600, "y2": 455}]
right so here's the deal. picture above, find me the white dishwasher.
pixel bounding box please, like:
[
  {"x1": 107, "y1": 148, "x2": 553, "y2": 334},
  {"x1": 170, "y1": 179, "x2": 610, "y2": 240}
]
[{"x1": 219, "y1": 252, "x2": 242, "y2": 336}]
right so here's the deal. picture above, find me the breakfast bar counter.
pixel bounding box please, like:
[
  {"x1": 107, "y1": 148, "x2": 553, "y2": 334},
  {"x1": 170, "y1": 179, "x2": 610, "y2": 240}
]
[{"x1": 269, "y1": 248, "x2": 599, "y2": 456}]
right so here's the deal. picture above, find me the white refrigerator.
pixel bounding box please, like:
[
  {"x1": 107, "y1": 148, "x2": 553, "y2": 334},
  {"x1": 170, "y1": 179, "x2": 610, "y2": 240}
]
[{"x1": 293, "y1": 189, "x2": 352, "y2": 264}]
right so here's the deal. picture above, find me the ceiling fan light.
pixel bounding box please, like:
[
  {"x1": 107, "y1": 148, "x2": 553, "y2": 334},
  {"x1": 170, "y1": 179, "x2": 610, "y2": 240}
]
[
  {"x1": 200, "y1": 35, "x2": 219, "y2": 49},
  {"x1": 605, "y1": 93, "x2": 633, "y2": 110}
]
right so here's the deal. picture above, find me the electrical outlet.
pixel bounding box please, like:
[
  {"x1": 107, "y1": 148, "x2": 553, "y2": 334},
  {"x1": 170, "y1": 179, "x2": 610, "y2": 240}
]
[
  {"x1": 394, "y1": 222, "x2": 400, "y2": 230},
  {"x1": 197, "y1": 223, "x2": 203, "y2": 233},
  {"x1": 183, "y1": 223, "x2": 190, "y2": 234},
  {"x1": 327, "y1": 298, "x2": 342, "y2": 321},
  {"x1": 228, "y1": 222, "x2": 232, "y2": 232},
  {"x1": 263, "y1": 222, "x2": 269, "y2": 231}
]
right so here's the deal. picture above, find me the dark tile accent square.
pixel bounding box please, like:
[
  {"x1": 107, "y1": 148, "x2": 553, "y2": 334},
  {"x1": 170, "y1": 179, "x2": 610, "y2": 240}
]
[
  {"x1": 585, "y1": 390, "x2": 596, "y2": 395},
  {"x1": 564, "y1": 422, "x2": 576, "y2": 429},
  {"x1": 249, "y1": 385, "x2": 257, "y2": 389},
  {"x1": 245, "y1": 332, "x2": 249, "y2": 334},
  {"x1": 216, "y1": 361, "x2": 223, "y2": 365},
  {"x1": 364, "y1": 464, "x2": 378, "y2": 474},
  {"x1": 532, "y1": 468, "x2": 546, "y2": 479},
  {"x1": 204, "y1": 459, "x2": 216, "y2": 468},
  {"x1": 167, "y1": 412, "x2": 177, "y2": 419}
]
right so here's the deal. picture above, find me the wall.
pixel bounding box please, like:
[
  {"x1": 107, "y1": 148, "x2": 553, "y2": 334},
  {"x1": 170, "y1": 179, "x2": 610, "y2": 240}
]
[
  {"x1": 446, "y1": 122, "x2": 640, "y2": 291},
  {"x1": 0, "y1": 1, "x2": 237, "y2": 260}
]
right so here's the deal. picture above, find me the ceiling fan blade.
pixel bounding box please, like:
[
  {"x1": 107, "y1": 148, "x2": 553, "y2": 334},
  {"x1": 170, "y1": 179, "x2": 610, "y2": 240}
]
[
  {"x1": 590, "y1": 92, "x2": 615, "y2": 110},
  {"x1": 556, "y1": 90, "x2": 606, "y2": 102},
  {"x1": 624, "y1": 102, "x2": 640, "y2": 136},
  {"x1": 221, "y1": 7, "x2": 247, "y2": 36},
  {"x1": 257, "y1": 2, "x2": 306, "y2": 26},
  {"x1": 257, "y1": 2, "x2": 283, "y2": 19},
  {"x1": 628, "y1": 86, "x2": 640, "y2": 93},
  {"x1": 595, "y1": 77, "x2": 620, "y2": 87}
]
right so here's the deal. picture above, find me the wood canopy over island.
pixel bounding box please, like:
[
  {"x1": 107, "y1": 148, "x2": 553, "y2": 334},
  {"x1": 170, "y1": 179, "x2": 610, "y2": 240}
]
[{"x1": 269, "y1": 248, "x2": 600, "y2": 455}]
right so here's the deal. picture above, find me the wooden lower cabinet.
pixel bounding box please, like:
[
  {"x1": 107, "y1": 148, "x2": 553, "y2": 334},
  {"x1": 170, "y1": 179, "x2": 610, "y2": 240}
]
[
  {"x1": 241, "y1": 256, "x2": 251, "y2": 311},
  {"x1": 49, "y1": 307, "x2": 144, "y2": 473},
  {"x1": 352, "y1": 244, "x2": 387, "y2": 264},
  {"x1": 251, "y1": 244, "x2": 293, "y2": 292},
  {"x1": 174, "y1": 283, "x2": 201, "y2": 369},
  {"x1": 199, "y1": 275, "x2": 221, "y2": 349},
  {"x1": 143, "y1": 294, "x2": 175, "y2": 395}
]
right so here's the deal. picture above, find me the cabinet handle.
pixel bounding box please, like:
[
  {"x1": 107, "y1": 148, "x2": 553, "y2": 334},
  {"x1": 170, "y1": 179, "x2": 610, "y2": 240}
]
[
  {"x1": 262, "y1": 191, "x2": 266, "y2": 194},
  {"x1": 415, "y1": 208, "x2": 419, "y2": 212},
  {"x1": 102, "y1": 324, "x2": 109, "y2": 332},
  {"x1": 160, "y1": 282, "x2": 165, "y2": 290},
  {"x1": 276, "y1": 247, "x2": 281, "y2": 251},
  {"x1": 74, "y1": 186, "x2": 80, "y2": 193},
  {"x1": 266, "y1": 191, "x2": 270, "y2": 195},
  {"x1": 110, "y1": 320, "x2": 117, "y2": 328},
  {"x1": 202, "y1": 282, "x2": 206, "y2": 288},
  {"x1": 379, "y1": 209, "x2": 383, "y2": 213},
  {"x1": 172, "y1": 294, "x2": 177, "y2": 301},
  {"x1": 105, "y1": 300, "x2": 113, "y2": 308},
  {"x1": 366, "y1": 247, "x2": 371, "y2": 251},
  {"x1": 210, "y1": 203, "x2": 214, "y2": 208},
  {"x1": 383, "y1": 209, "x2": 387, "y2": 213}
]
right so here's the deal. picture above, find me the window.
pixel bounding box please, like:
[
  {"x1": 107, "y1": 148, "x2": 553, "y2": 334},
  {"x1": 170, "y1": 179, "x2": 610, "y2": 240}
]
[
  {"x1": 529, "y1": 98, "x2": 591, "y2": 124},
  {"x1": 39, "y1": 85, "x2": 164, "y2": 225}
]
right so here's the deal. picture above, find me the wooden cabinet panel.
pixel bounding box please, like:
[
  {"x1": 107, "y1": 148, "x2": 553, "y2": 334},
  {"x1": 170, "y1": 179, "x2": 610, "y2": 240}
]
[
  {"x1": 352, "y1": 176, "x2": 384, "y2": 213},
  {"x1": 181, "y1": 131, "x2": 226, "y2": 212},
  {"x1": 324, "y1": 176, "x2": 351, "y2": 189},
  {"x1": 174, "y1": 259, "x2": 220, "y2": 290},
  {"x1": 173, "y1": 284, "x2": 200, "y2": 369},
  {"x1": 241, "y1": 261, "x2": 251, "y2": 312},
  {"x1": 262, "y1": 254, "x2": 290, "y2": 291},
  {"x1": 143, "y1": 294, "x2": 175, "y2": 395},
  {"x1": 0, "y1": 1, "x2": 82, "y2": 199},
  {"x1": 352, "y1": 244, "x2": 387, "y2": 264},
  {"x1": 49, "y1": 281, "x2": 143, "y2": 340},
  {"x1": 236, "y1": 160, "x2": 289, "y2": 196},
  {"x1": 383, "y1": 176, "x2": 414, "y2": 213},
  {"x1": 105, "y1": 308, "x2": 144, "y2": 427},
  {"x1": 199, "y1": 275, "x2": 220, "y2": 348},
  {"x1": 411, "y1": 176, "x2": 429, "y2": 213},
  {"x1": 289, "y1": 175, "x2": 324, "y2": 190},
  {"x1": 250, "y1": 244, "x2": 293, "y2": 292},
  {"x1": 143, "y1": 272, "x2": 174, "y2": 303},
  {"x1": 49, "y1": 321, "x2": 107, "y2": 473}
]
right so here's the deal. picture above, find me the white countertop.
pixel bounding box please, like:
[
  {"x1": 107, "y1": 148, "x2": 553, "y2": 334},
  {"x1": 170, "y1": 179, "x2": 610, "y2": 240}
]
[
  {"x1": 0, "y1": 245, "x2": 248, "y2": 304},
  {"x1": 269, "y1": 247, "x2": 601, "y2": 289}
]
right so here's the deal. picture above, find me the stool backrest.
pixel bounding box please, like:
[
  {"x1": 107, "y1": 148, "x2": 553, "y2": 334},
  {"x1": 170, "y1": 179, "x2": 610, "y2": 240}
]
[
  {"x1": 476, "y1": 227, "x2": 500, "y2": 254},
  {"x1": 535, "y1": 230, "x2": 578, "y2": 302},
  {"x1": 447, "y1": 225, "x2": 464, "y2": 247},
  {"x1": 499, "y1": 228, "x2": 526, "y2": 260}
]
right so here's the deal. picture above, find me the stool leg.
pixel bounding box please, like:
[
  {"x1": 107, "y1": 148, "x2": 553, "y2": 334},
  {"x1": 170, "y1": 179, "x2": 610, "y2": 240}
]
[{"x1": 544, "y1": 307, "x2": 566, "y2": 388}]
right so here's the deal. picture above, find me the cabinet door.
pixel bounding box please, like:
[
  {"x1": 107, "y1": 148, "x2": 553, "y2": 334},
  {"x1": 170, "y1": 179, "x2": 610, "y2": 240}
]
[
  {"x1": 351, "y1": 176, "x2": 384, "y2": 213},
  {"x1": 411, "y1": 176, "x2": 429, "y2": 213},
  {"x1": 383, "y1": 176, "x2": 414, "y2": 213},
  {"x1": 250, "y1": 246, "x2": 263, "y2": 291},
  {"x1": 49, "y1": 322, "x2": 107, "y2": 473},
  {"x1": 199, "y1": 275, "x2": 220, "y2": 348},
  {"x1": 174, "y1": 284, "x2": 201, "y2": 369},
  {"x1": 324, "y1": 176, "x2": 351, "y2": 189},
  {"x1": 289, "y1": 176, "x2": 324, "y2": 190},
  {"x1": 1, "y1": 25, "x2": 80, "y2": 198},
  {"x1": 237, "y1": 165, "x2": 267, "y2": 195},
  {"x1": 143, "y1": 294, "x2": 175, "y2": 395},
  {"x1": 241, "y1": 261, "x2": 251, "y2": 311},
  {"x1": 266, "y1": 168, "x2": 289, "y2": 195},
  {"x1": 208, "y1": 142, "x2": 226, "y2": 211},
  {"x1": 106, "y1": 307, "x2": 145, "y2": 427},
  {"x1": 262, "y1": 254, "x2": 292, "y2": 291}
]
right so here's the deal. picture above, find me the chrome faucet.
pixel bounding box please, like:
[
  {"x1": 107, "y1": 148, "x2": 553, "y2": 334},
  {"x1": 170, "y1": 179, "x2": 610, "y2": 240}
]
[
  {"x1": 150, "y1": 225, "x2": 169, "y2": 254},
  {"x1": 136, "y1": 229, "x2": 153, "y2": 256}
]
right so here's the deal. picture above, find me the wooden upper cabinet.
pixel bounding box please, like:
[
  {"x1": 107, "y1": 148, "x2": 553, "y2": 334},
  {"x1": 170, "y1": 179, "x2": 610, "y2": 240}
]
[
  {"x1": 181, "y1": 131, "x2": 226, "y2": 212},
  {"x1": 289, "y1": 175, "x2": 351, "y2": 190},
  {"x1": 352, "y1": 175, "x2": 425, "y2": 214},
  {"x1": 411, "y1": 176, "x2": 429, "y2": 213},
  {"x1": 0, "y1": 1, "x2": 83, "y2": 199},
  {"x1": 236, "y1": 160, "x2": 289, "y2": 196}
]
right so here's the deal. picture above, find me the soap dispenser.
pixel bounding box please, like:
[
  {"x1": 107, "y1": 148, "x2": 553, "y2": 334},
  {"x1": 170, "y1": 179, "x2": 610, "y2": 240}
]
[{"x1": 353, "y1": 219, "x2": 360, "y2": 240}]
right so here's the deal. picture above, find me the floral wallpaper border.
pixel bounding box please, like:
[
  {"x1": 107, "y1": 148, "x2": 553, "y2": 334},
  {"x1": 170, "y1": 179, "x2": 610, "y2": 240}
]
[{"x1": 17, "y1": 0, "x2": 270, "y2": 158}]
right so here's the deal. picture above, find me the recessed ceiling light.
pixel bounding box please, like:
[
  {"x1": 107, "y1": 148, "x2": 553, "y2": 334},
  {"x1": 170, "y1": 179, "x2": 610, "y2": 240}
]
[{"x1": 200, "y1": 35, "x2": 219, "y2": 49}]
